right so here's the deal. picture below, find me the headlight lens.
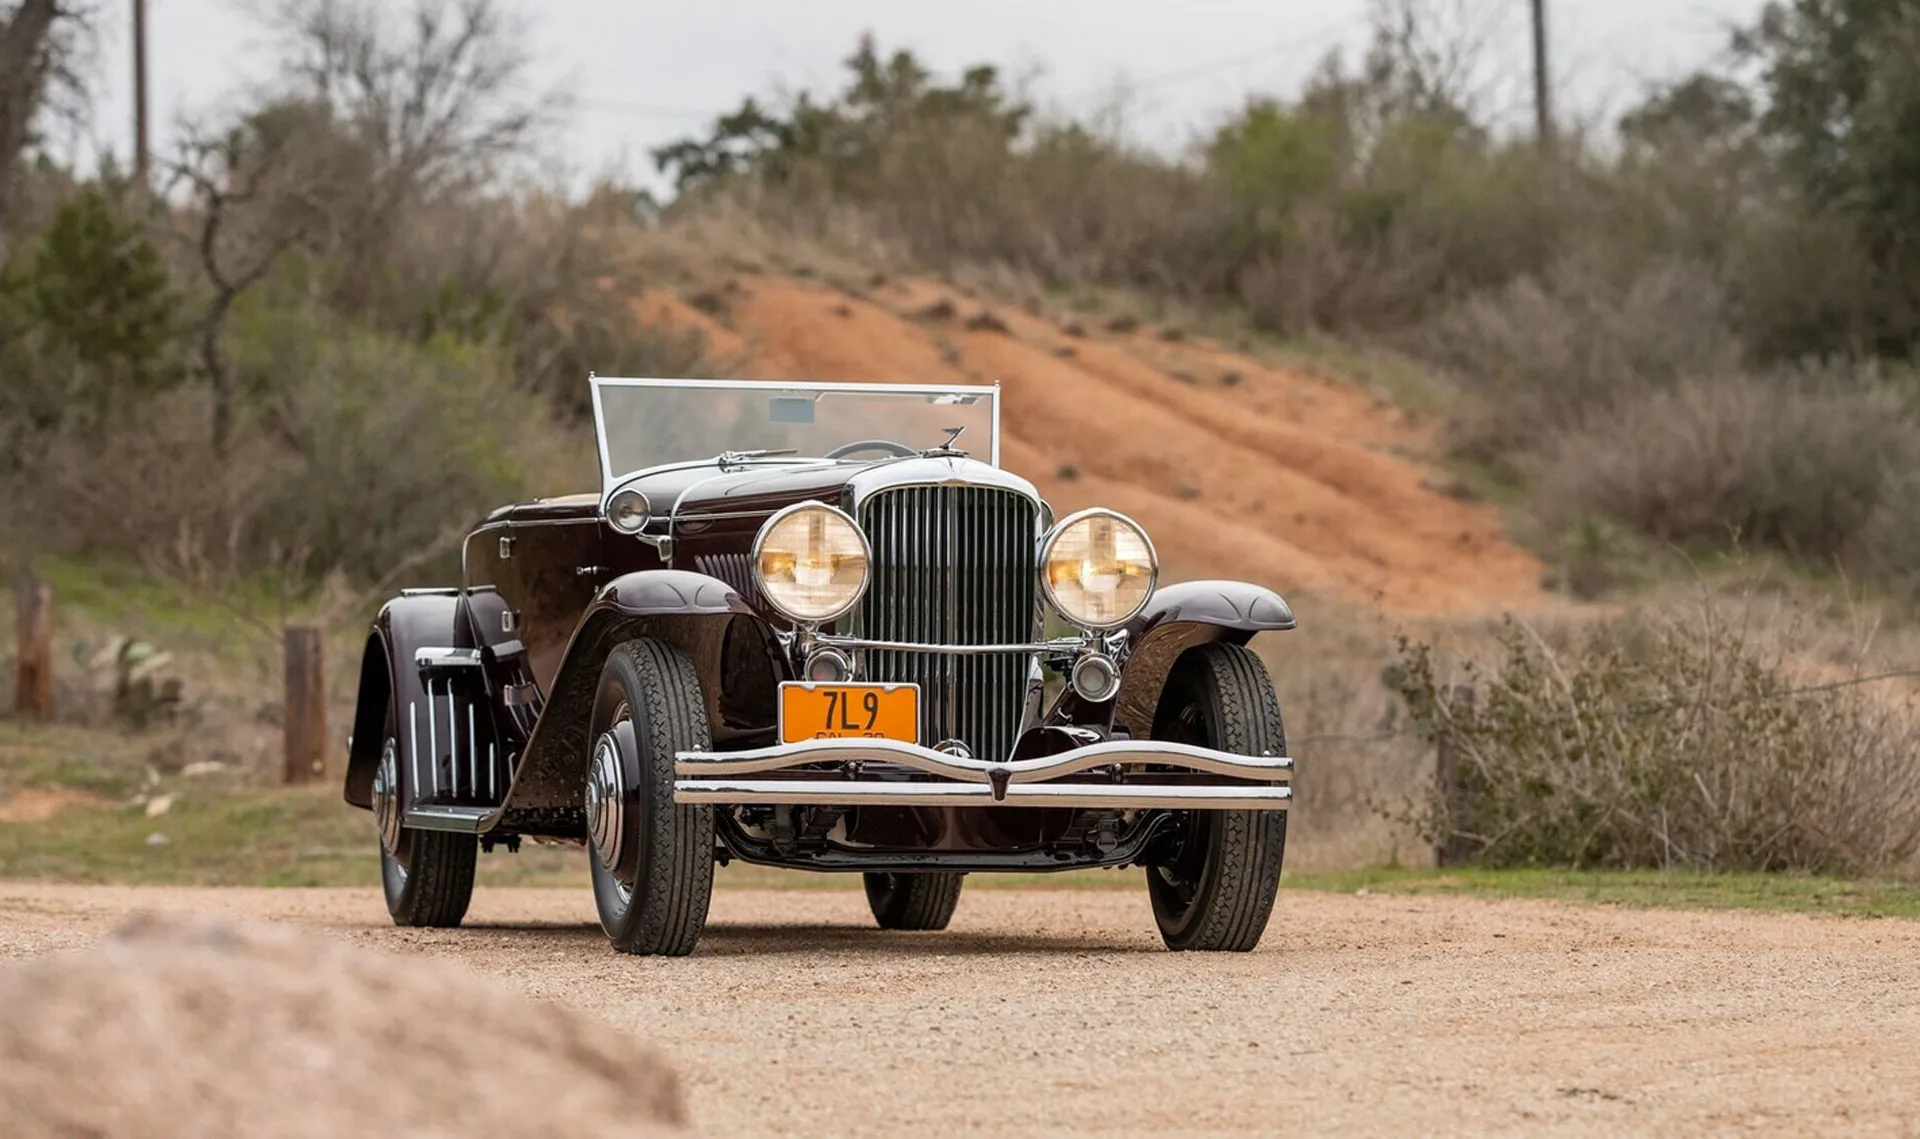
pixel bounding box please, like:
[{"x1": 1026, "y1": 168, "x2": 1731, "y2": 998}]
[
  {"x1": 1041, "y1": 510, "x2": 1156, "y2": 629},
  {"x1": 607, "y1": 489, "x2": 651, "y2": 534},
  {"x1": 754, "y1": 503, "x2": 870, "y2": 622}
]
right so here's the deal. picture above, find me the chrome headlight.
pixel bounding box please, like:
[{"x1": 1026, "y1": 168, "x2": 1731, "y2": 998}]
[
  {"x1": 1040, "y1": 509, "x2": 1156, "y2": 630},
  {"x1": 753, "y1": 503, "x2": 871, "y2": 623},
  {"x1": 607, "y1": 489, "x2": 651, "y2": 534}
]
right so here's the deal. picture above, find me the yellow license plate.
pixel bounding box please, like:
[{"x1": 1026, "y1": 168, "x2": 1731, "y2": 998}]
[{"x1": 779, "y1": 683, "x2": 920, "y2": 744}]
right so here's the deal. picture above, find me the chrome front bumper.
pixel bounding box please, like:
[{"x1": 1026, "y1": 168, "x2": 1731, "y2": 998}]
[{"x1": 673, "y1": 739, "x2": 1292, "y2": 810}]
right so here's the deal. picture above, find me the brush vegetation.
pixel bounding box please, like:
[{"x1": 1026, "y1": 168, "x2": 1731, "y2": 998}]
[{"x1": 6, "y1": 0, "x2": 1920, "y2": 884}]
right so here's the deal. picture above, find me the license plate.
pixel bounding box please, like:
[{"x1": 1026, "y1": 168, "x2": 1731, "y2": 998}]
[{"x1": 779, "y1": 682, "x2": 919, "y2": 745}]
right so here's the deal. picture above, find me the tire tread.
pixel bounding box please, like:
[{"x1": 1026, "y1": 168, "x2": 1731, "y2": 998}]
[
  {"x1": 864, "y1": 872, "x2": 964, "y2": 930},
  {"x1": 394, "y1": 830, "x2": 477, "y2": 928},
  {"x1": 1151, "y1": 642, "x2": 1287, "y2": 952},
  {"x1": 602, "y1": 639, "x2": 715, "y2": 956}
]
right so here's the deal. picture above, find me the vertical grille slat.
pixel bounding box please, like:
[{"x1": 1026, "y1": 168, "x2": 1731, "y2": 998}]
[{"x1": 855, "y1": 485, "x2": 1037, "y2": 764}]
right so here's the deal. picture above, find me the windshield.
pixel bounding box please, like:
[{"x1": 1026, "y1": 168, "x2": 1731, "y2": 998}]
[{"x1": 591, "y1": 378, "x2": 999, "y2": 486}]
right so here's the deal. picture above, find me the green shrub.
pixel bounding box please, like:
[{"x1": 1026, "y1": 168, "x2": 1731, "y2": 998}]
[
  {"x1": 1389, "y1": 603, "x2": 1920, "y2": 875},
  {"x1": 0, "y1": 186, "x2": 184, "y2": 447},
  {"x1": 228, "y1": 306, "x2": 548, "y2": 581},
  {"x1": 9, "y1": 305, "x2": 567, "y2": 587}
]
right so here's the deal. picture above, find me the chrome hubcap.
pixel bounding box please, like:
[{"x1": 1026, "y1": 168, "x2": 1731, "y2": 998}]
[
  {"x1": 585, "y1": 731, "x2": 626, "y2": 874},
  {"x1": 372, "y1": 738, "x2": 403, "y2": 858}
]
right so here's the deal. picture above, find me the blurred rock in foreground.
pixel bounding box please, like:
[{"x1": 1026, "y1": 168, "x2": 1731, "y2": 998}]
[{"x1": 0, "y1": 913, "x2": 689, "y2": 1138}]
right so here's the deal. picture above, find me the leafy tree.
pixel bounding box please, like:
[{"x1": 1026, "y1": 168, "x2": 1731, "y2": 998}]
[
  {"x1": 1736, "y1": 0, "x2": 1920, "y2": 352},
  {"x1": 1738, "y1": 0, "x2": 1919, "y2": 202},
  {"x1": 26, "y1": 186, "x2": 181, "y2": 391},
  {"x1": 1619, "y1": 75, "x2": 1757, "y2": 154},
  {"x1": 652, "y1": 34, "x2": 1029, "y2": 194},
  {"x1": 2, "y1": 186, "x2": 182, "y2": 429}
]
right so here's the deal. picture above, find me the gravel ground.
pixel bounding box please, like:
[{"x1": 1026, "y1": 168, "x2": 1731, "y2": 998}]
[{"x1": 2, "y1": 882, "x2": 1915, "y2": 1137}]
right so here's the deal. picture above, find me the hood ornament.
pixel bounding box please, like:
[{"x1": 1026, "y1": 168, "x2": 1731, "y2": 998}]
[{"x1": 928, "y1": 425, "x2": 967, "y2": 456}]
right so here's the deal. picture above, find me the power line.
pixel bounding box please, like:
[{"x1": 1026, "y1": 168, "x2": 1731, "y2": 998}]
[
  {"x1": 575, "y1": 97, "x2": 725, "y2": 122},
  {"x1": 1072, "y1": 14, "x2": 1363, "y2": 105},
  {"x1": 578, "y1": 15, "x2": 1368, "y2": 131}
]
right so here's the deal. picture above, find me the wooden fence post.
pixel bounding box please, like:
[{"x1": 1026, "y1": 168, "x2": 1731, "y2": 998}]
[
  {"x1": 14, "y1": 574, "x2": 52, "y2": 721},
  {"x1": 1435, "y1": 685, "x2": 1476, "y2": 868},
  {"x1": 283, "y1": 626, "x2": 325, "y2": 784}
]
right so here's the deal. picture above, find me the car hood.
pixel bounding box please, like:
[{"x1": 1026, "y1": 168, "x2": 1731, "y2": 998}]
[{"x1": 663, "y1": 455, "x2": 1042, "y2": 521}]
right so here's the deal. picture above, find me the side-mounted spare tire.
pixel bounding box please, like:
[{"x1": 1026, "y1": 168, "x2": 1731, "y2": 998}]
[{"x1": 1144, "y1": 641, "x2": 1289, "y2": 952}]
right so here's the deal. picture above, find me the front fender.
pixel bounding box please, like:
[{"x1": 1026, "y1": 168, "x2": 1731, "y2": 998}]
[
  {"x1": 343, "y1": 593, "x2": 461, "y2": 809},
  {"x1": 496, "y1": 571, "x2": 755, "y2": 823},
  {"x1": 1112, "y1": 581, "x2": 1296, "y2": 739},
  {"x1": 594, "y1": 569, "x2": 747, "y2": 617}
]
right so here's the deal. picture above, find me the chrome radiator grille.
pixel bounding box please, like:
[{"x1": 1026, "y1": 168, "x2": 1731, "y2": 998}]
[{"x1": 853, "y1": 486, "x2": 1039, "y2": 764}]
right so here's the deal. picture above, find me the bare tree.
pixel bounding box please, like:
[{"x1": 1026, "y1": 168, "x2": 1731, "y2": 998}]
[
  {"x1": 167, "y1": 121, "x2": 321, "y2": 456},
  {"x1": 162, "y1": 0, "x2": 560, "y2": 454},
  {"x1": 1363, "y1": 0, "x2": 1517, "y2": 124},
  {"x1": 0, "y1": 1, "x2": 92, "y2": 248},
  {"x1": 256, "y1": 0, "x2": 561, "y2": 277}
]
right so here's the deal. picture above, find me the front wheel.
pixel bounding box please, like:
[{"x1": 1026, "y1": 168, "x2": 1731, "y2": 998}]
[
  {"x1": 1145, "y1": 642, "x2": 1288, "y2": 952},
  {"x1": 863, "y1": 872, "x2": 964, "y2": 930},
  {"x1": 373, "y1": 710, "x2": 476, "y2": 928},
  {"x1": 586, "y1": 639, "x2": 716, "y2": 956}
]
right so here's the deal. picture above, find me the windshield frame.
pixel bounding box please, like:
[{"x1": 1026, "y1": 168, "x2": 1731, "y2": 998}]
[{"x1": 588, "y1": 376, "x2": 1003, "y2": 490}]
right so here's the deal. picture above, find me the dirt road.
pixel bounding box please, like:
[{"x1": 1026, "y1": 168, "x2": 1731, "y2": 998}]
[{"x1": 2, "y1": 882, "x2": 1914, "y2": 1137}]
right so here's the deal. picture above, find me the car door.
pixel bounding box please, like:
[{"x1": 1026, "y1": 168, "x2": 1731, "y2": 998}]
[{"x1": 463, "y1": 498, "x2": 607, "y2": 696}]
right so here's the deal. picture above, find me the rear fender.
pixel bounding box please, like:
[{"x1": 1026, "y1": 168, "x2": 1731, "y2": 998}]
[
  {"x1": 497, "y1": 571, "x2": 758, "y2": 823},
  {"x1": 1111, "y1": 581, "x2": 1296, "y2": 739},
  {"x1": 342, "y1": 593, "x2": 461, "y2": 809}
]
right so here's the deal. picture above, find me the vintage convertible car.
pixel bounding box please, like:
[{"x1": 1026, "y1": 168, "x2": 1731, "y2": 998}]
[{"x1": 343, "y1": 377, "x2": 1295, "y2": 954}]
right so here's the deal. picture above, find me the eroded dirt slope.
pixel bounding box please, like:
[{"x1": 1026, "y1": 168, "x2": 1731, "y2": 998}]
[{"x1": 637, "y1": 277, "x2": 1542, "y2": 615}]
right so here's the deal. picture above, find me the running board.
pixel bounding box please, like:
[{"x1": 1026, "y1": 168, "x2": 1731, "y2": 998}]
[{"x1": 403, "y1": 805, "x2": 495, "y2": 833}]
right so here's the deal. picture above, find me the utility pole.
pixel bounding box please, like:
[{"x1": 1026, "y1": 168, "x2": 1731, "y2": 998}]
[
  {"x1": 1531, "y1": 0, "x2": 1553, "y2": 149},
  {"x1": 133, "y1": 0, "x2": 149, "y2": 191}
]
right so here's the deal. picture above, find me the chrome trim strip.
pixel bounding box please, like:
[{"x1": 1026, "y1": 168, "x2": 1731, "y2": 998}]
[
  {"x1": 467, "y1": 702, "x2": 478, "y2": 798},
  {"x1": 943, "y1": 486, "x2": 958, "y2": 745},
  {"x1": 675, "y1": 780, "x2": 1291, "y2": 810},
  {"x1": 402, "y1": 805, "x2": 494, "y2": 833},
  {"x1": 676, "y1": 738, "x2": 1292, "y2": 784},
  {"x1": 590, "y1": 377, "x2": 1001, "y2": 490},
  {"x1": 425, "y1": 682, "x2": 439, "y2": 796},
  {"x1": 815, "y1": 634, "x2": 1083, "y2": 656},
  {"x1": 415, "y1": 647, "x2": 483, "y2": 669},
  {"x1": 672, "y1": 508, "x2": 790, "y2": 523},
  {"x1": 594, "y1": 377, "x2": 999, "y2": 396},
  {"x1": 408, "y1": 700, "x2": 421, "y2": 802},
  {"x1": 991, "y1": 381, "x2": 1002, "y2": 466},
  {"x1": 446, "y1": 677, "x2": 459, "y2": 799},
  {"x1": 845, "y1": 466, "x2": 1040, "y2": 514}
]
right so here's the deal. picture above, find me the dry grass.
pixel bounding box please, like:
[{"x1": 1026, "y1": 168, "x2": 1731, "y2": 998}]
[
  {"x1": 1257, "y1": 597, "x2": 1438, "y2": 872},
  {"x1": 1389, "y1": 588, "x2": 1920, "y2": 876}
]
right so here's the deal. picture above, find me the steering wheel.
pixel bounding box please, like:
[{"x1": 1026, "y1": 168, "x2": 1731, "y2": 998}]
[{"x1": 825, "y1": 439, "x2": 918, "y2": 460}]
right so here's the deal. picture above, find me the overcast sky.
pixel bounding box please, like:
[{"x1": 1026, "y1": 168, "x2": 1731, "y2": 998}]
[{"x1": 70, "y1": 0, "x2": 1766, "y2": 194}]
